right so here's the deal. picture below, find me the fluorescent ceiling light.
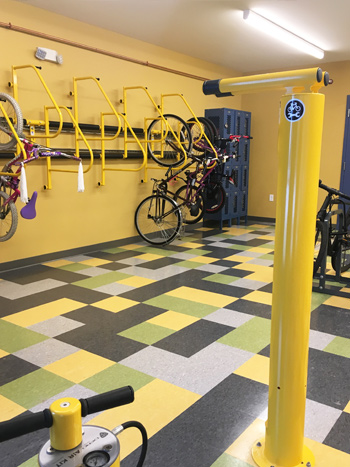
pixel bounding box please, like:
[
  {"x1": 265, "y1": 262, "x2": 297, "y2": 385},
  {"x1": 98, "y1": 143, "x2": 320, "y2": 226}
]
[{"x1": 243, "y1": 10, "x2": 324, "y2": 60}]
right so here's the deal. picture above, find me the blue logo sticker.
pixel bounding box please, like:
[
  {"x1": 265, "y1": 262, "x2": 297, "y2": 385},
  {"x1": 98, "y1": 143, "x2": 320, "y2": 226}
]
[{"x1": 285, "y1": 99, "x2": 305, "y2": 122}]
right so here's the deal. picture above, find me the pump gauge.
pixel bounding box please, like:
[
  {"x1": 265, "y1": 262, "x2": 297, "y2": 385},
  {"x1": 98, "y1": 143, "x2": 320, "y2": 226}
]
[{"x1": 83, "y1": 450, "x2": 110, "y2": 467}]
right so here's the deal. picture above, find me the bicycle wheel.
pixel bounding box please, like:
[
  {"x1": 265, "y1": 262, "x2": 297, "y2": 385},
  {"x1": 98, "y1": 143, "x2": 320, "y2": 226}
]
[
  {"x1": 0, "y1": 93, "x2": 23, "y2": 151},
  {"x1": 187, "y1": 117, "x2": 215, "y2": 154},
  {"x1": 0, "y1": 191, "x2": 18, "y2": 241},
  {"x1": 174, "y1": 184, "x2": 204, "y2": 224},
  {"x1": 147, "y1": 114, "x2": 192, "y2": 167},
  {"x1": 204, "y1": 182, "x2": 226, "y2": 213},
  {"x1": 331, "y1": 236, "x2": 350, "y2": 273},
  {"x1": 313, "y1": 220, "x2": 328, "y2": 274},
  {"x1": 135, "y1": 194, "x2": 182, "y2": 245}
]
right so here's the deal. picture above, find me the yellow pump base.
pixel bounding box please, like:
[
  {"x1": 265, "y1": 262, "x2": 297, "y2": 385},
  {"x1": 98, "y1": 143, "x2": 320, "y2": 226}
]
[{"x1": 252, "y1": 437, "x2": 315, "y2": 467}]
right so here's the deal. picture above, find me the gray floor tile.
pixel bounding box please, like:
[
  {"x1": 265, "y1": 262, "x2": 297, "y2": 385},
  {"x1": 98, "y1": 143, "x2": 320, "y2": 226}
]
[
  {"x1": 94, "y1": 283, "x2": 135, "y2": 295},
  {"x1": 0, "y1": 279, "x2": 66, "y2": 300},
  {"x1": 308, "y1": 329, "x2": 336, "y2": 351},
  {"x1": 13, "y1": 339, "x2": 80, "y2": 366},
  {"x1": 230, "y1": 278, "x2": 268, "y2": 290},
  {"x1": 28, "y1": 316, "x2": 85, "y2": 337},
  {"x1": 204, "y1": 308, "x2": 254, "y2": 327},
  {"x1": 75, "y1": 266, "x2": 114, "y2": 277}
]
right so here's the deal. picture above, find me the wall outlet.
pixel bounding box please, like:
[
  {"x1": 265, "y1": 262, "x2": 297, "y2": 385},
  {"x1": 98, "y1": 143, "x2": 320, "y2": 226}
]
[{"x1": 269, "y1": 194, "x2": 274, "y2": 202}]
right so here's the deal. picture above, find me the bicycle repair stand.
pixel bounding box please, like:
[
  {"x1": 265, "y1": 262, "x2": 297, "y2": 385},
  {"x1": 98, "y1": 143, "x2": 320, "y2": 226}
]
[
  {"x1": 313, "y1": 208, "x2": 350, "y2": 297},
  {"x1": 203, "y1": 68, "x2": 329, "y2": 467}
]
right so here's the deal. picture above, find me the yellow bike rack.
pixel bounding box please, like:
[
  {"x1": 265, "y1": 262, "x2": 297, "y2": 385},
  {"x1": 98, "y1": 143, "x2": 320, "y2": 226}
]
[
  {"x1": 204, "y1": 67, "x2": 329, "y2": 467},
  {"x1": 71, "y1": 77, "x2": 148, "y2": 186}
]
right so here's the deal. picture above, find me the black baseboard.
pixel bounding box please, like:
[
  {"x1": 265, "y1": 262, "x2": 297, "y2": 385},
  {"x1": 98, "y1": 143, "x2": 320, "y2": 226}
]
[{"x1": 247, "y1": 216, "x2": 276, "y2": 224}]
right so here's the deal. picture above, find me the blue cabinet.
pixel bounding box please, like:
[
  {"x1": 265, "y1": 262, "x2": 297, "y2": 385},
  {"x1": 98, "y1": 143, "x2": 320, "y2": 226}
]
[{"x1": 204, "y1": 108, "x2": 251, "y2": 229}]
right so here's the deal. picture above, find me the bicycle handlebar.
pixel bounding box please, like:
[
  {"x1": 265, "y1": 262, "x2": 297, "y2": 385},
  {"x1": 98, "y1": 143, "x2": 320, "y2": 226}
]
[
  {"x1": 319, "y1": 179, "x2": 350, "y2": 201},
  {"x1": 0, "y1": 386, "x2": 134, "y2": 443}
]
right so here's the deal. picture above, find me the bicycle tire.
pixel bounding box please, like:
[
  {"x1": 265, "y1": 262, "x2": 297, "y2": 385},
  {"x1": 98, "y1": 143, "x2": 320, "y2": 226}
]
[
  {"x1": 204, "y1": 182, "x2": 226, "y2": 213},
  {"x1": 135, "y1": 194, "x2": 182, "y2": 245},
  {"x1": 0, "y1": 190, "x2": 18, "y2": 241},
  {"x1": 0, "y1": 93, "x2": 23, "y2": 151},
  {"x1": 187, "y1": 117, "x2": 215, "y2": 153},
  {"x1": 173, "y1": 184, "x2": 204, "y2": 224},
  {"x1": 313, "y1": 220, "x2": 328, "y2": 275},
  {"x1": 331, "y1": 236, "x2": 350, "y2": 273},
  {"x1": 147, "y1": 114, "x2": 192, "y2": 167}
]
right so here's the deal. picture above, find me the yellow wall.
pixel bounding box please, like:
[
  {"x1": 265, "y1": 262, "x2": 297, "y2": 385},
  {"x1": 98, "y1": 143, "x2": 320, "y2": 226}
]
[
  {"x1": 242, "y1": 61, "x2": 350, "y2": 218},
  {"x1": 0, "y1": 0, "x2": 241, "y2": 263},
  {"x1": 1, "y1": 1, "x2": 349, "y2": 265}
]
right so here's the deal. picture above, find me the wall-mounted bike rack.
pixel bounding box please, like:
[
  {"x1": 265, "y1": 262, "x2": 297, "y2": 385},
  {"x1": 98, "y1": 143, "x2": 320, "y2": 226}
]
[
  {"x1": 7, "y1": 64, "x2": 94, "y2": 189},
  {"x1": 71, "y1": 77, "x2": 147, "y2": 186}
]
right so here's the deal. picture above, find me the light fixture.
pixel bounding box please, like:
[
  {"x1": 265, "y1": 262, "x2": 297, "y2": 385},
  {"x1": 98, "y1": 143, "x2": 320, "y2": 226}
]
[{"x1": 243, "y1": 10, "x2": 324, "y2": 60}]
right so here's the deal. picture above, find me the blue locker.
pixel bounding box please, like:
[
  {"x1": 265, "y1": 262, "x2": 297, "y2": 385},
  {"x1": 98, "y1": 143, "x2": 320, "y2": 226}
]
[{"x1": 203, "y1": 108, "x2": 251, "y2": 228}]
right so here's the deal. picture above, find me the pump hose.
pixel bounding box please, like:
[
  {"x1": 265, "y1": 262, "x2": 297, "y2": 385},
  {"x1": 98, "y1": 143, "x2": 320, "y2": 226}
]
[{"x1": 121, "y1": 421, "x2": 148, "y2": 467}]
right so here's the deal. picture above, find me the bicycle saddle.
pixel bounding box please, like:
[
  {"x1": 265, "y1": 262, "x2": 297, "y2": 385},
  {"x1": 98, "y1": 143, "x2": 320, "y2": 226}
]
[{"x1": 20, "y1": 191, "x2": 37, "y2": 219}]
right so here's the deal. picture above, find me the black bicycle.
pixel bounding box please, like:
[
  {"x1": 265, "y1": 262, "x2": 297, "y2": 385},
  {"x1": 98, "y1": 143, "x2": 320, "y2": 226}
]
[{"x1": 314, "y1": 180, "x2": 350, "y2": 275}]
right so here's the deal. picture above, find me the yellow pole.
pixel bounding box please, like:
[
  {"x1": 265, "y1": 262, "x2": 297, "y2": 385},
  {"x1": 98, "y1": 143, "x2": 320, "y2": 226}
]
[{"x1": 252, "y1": 92, "x2": 325, "y2": 467}]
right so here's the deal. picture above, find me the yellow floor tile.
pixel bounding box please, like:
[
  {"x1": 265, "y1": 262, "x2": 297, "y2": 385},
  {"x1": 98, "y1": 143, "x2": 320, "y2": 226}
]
[
  {"x1": 187, "y1": 256, "x2": 217, "y2": 264},
  {"x1": 43, "y1": 259, "x2": 74, "y2": 268},
  {"x1": 80, "y1": 258, "x2": 112, "y2": 267},
  {"x1": 0, "y1": 349, "x2": 9, "y2": 358},
  {"x1": 88, "y1": 379, "x2": 201, "y2": 460},
  {"x1": 344, "y1": 400, "x2": 350, "y2": 413},
  {"x1": 92, "y1": 296, "x2": 139, "y2": 313},
  {"x1": 195, "y1": 227, "x2": 213, "y2": 231},
  {"x1": 166, "y1": 286, "x2": 235, "y2": 307},
  {"x1": 225, "y1": 417, "x2": 350, "y2": 467},
  {"x1": 136, "y1": 253, "x2": 163, "y2": 261},
  {"x1": 225, "y1": 255, "x2": 254, "y2": 263},
  {"x1": 243, "y1": 290, "x2": 272, "y2": 306},
  {"x1": 258, "y1": 235, "x2": 275, "y2": 240},
  {"x1": 306, "y1": 438, "x2": 350, "y2": 466},
  {"x1": 121, "y1": 244, "x2": 144, "y2": 250},
  {"x1": 3, "y1": 298, "x2": 86, "y2": 327},
  {"x1": 233, "y1": 263, "x2": 269, "y2": 273},
  {"x1": 323, "y1": 295, "x2": 350, "y2": 309},
  {"x1": 44, "y1": 350, "x2": 115, "y2": 383},
  {"x1": 147, "y1": 310, "x2": 199, "y2": 330},
  {"x1": 118, "y1": 276, "x2": 156, "y2": 287},
  {"x1": 234, "y1": 354, "x2": 270, "y2": 385},
  {"x1": 177, "y1": 242, "x2": 205, "y2": 248},
  {"x1": 249, "y1": 247, "x2": 274, "y2": 254},
  {"x1": 244, "y1": 270, "x2": 274, "y2": 283},
  {"x1": 225, "y1": 228, "x2": 253, "y2": 235},
  {"x1": 340, "y1": 287, "x2": 350, "y2": 293},
  {"x1": 0, "y1": 395, "x2": 26, "y2": 422}
]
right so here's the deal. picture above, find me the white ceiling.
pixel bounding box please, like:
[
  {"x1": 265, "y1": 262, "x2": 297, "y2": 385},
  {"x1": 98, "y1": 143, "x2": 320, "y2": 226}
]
[{"x1": 14, "y1": 0, "x2": 350, "y2": 73}]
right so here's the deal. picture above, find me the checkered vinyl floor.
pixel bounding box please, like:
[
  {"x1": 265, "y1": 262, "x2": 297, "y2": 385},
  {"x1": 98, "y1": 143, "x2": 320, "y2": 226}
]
[{"x1": 0, "y1": 223, "x2": 349, "y2": 466}]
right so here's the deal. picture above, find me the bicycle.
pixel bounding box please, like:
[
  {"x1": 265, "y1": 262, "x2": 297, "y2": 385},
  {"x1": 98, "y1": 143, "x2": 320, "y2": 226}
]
[
  {"x1": 134, "y1": 133, "x2": 251, "y2": 245},
  {"x1": 0, "y1": 386, "x2": 148, "y2": 467},
  {"x1": 0, "y1": 92, "x2": 83, "y2": 242},
  {"x1": 314, "y1": 180, "x2": 350, "y2": 275}
]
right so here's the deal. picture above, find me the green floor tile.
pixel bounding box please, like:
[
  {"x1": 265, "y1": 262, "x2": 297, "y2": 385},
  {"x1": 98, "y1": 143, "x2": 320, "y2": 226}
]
[
  {"x1": 118, "y1": 322, "x2": 174, "y2": 345},
  {"x1": 311, "y1": 291, "x2": 330, "y2": 311},
  {"x1": 72, "y1": 271, "x2": 132, "y2": 289},
  {"x1": 324, "y1": 336, "x2": 350, "y2": 358},
  {"x1": 212, "y1": 453, "x2": 253, "y2": 467},
  {"x1": 217, "y1": 316, "x2": 271, "y2": 353},
  {"x1": 174, "y1": 260, "x2": 204, "y2": 269},
  {"x1": 203, "y1": 274, "x2": 238, "y2": 284},
  {"x1": 259, "y1": 243, "x2": 275, "y2": 249},
  {"x1": 0, "y1": 320, "x2": 48, "y2": 353},
  {"x1": 145, "y1": 295, "x2": 218, "y2": 318},
  {"x1": 137, "y1": 247, "x2": 179, "y2": 256},
  {"x1": 81, "y1": 363, "x2": 154, "y2": 393},
  {"x1": 19, "y1": 457, "x2": 38, "y2": 467},
  {"x1": 260, "y1": 254, "x2": 274, "y2": 260},
  {"x1": 59, "y1": 263, "x2": 92, "y2": 272},
  {"x1": 102, "y1": 247, "x2": 128, "y2": 254},
  {"x1": 228, "y1": 244, "x2": 251, "y2": 251},
  {"x1": 182, "y1": 248, "x2": 211, "y2": 256},
  {"x1": 0, "y1": 369, "x2": 72, "y2": 409}
]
